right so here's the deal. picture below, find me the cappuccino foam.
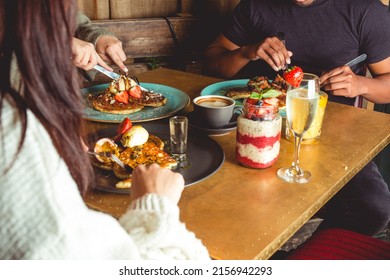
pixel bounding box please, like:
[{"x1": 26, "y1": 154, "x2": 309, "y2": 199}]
[{"x1": 197, "y1": 97, "x2": 232, "y2": 108}]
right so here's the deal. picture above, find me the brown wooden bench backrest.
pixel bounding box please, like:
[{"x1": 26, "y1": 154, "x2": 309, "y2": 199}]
[{"x1": 92, "y1": 16, "x2": 201, "y2": 60}]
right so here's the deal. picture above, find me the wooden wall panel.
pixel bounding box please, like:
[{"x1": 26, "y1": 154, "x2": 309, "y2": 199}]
[
  {"x1": 78, "y1": 0, "x2": 388, "y2": 20},
  {"x1": 181, "y1": 0, "x2": 196, "y2": 13},
  {"x1": 77, "y1": 0, "x2": 109, "y2": 20},
  {"x1": 110, "y1": 0, "x2": 177, "y2": 19},
  {"x1": 203, "y1": 0, "x2": 239, "y2": 17},
  {"x1": 91, "y1": 17, "x2": 200, "y2": 58}
]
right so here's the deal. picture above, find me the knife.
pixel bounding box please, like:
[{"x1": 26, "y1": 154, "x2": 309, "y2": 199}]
[
  {"x1": 344, "y1": 54, "x2": 367, "y2": 108},
  {"x1": 345, "y1": 54, "x2": 367, "y2": 67},
  {"x1": 93, "y1": 65, "x2": 120, "y2": 80},
  {"x1": 93, "y1": 64, "x2": 150, "y2": 92}
]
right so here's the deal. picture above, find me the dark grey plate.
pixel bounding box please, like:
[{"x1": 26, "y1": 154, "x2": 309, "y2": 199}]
[
  {"x1": 187, "y1": 111, "x2": 238, "y2": 136},
  {"x1": 86, "y1": 122, "x2": 225, "y2": 194}
]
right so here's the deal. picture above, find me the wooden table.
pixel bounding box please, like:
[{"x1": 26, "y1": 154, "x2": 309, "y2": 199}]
[{"x1": 83, "y1": 68, "x2": 390, "y2": 260}]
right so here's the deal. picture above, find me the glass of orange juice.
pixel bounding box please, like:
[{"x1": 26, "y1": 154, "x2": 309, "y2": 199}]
[{"x1": 285, "y1": 91, "x2": 328, "y2": 144}]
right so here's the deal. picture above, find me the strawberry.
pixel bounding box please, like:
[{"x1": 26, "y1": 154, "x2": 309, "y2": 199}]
[
  {"x1": 246, "y1": 97, "x2": 260, "y2": 105},
  {"x1": 263, "y1": 97, "x2": 279, "y2": 106},
  {"x1": 129, "y1": 85, "x2": 142, "y2": 99},
  {"x1": 115, "y1": 91, "x2": 129, "y2": 104},
  {"x1": 117, "y1": 117, "x2": 132, "y2": 135},
  {"x1": 113, "y1": 117, "x2": 133, "y2": 142},
  {"x1": 283, "y1": 66, "x2": 303, "y2": 87}
]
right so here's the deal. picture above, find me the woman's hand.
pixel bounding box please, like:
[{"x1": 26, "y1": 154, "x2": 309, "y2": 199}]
[
  {"x1": 131, "y1": 164, "x2": 185, "y2": 205},
  {"x1": 71, "y1": 37, "x2": 112, "y2": 71},
  {"x1": 95, "y1": 35, "x2": 128, "y2": 73}
]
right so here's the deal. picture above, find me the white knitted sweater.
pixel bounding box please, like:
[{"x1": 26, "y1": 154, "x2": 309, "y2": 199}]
[{"x1": 0, "y1": 99, "x2": 210, "y2": 260}]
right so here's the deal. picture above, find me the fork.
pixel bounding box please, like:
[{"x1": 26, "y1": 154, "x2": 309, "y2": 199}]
[
  {"x1": 276, "y1": 31, "x2": 289, "y2": 74},
  {"x1": 130, "y1": 76, "x2": 149, "y2": 92},
  {"x1": 87, "y1": 151, "x2": 132, "y2": 172}
]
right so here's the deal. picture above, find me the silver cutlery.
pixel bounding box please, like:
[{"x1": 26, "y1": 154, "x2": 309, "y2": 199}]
[
  {"x1": 87, "y1": 151, "x2": 132, "y2": 171},
  {"x1": 277, "y1": 32, "x2": 289, "y2": 71},
  {"x1": 345, "y1": 54, "x2": 367, "y2": 67},
  {"x1": 129, "y1": 75, "x2": 149, "y2": 92},
  {"x1": 344, "y1": 54, "x2": 367, "y2": 108},
  {"x1": 93, "y1": 65, "x2": 149, "y2": 92},
  {"x1": 93, "y1": 65, "x2": 120, "y2": 80}
]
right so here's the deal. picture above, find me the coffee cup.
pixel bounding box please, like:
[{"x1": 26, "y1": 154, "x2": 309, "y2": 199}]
[{"x1": 193, "y1": 95, "x2": 241, "y2": 128}]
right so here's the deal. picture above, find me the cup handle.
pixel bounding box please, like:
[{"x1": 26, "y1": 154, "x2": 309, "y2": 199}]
[{"x1": 233, "y1": 106, "x2": 243, "y2": 115}]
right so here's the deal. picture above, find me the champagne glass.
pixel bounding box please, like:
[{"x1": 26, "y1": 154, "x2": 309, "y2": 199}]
[{"x1": 277, "y1": 73, "x2": 320, "y2": 183}]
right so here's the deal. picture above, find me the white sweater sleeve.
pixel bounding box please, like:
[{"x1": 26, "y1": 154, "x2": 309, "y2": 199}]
[
  {"x1": 120, "y1": 194, "x2": 209, "y2": 259},
  {"x1": 0, "y1": 100, "x2": 209, "y2": 260}
]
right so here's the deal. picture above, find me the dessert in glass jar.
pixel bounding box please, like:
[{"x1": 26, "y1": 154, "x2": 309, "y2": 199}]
[{"x1": 236, "y1": 99, "x2": 282, "y2": 168}]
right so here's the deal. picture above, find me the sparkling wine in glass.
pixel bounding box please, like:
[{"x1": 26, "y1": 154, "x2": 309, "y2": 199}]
[{"x1": 277, "y1": 73, "x2": 320, "y2": 183}]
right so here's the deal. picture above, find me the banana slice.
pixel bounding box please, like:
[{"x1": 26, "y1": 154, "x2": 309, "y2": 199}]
[
  {"x1": 121, "y1": 125, "x2": 149, "y2": 148},
  {"x1": 115, "y1": 178, "x2": 132, "y2": 189},
  {"x1": 94, "y1": 138, "x2": 119, "y2": 163}
]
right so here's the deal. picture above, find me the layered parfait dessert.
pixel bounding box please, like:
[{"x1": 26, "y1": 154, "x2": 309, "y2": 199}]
[{"x1": 236, "y1": 99, "x2": 282, "y2": 168}]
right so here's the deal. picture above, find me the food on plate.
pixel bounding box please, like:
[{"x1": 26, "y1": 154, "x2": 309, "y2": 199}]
[
  {"x1": 120, "y1": 125, "x2": 149, "y2": 148},
  {"x1": 91, "y1": 94, "x2": 144, "y2": 114},
  {"x1": 247, "y1": 76, "x2": 271, "y2": 91},
  {"x1": 111, "y1": 138, "x2": 177, "y2": 180},
  {"x1": 271, "y1": 74, "x2": 289, "y2": 93},
  {"x1": 93, "y1": 138, "x2": 120, "y2": 164},
  {"x1": 135, "y1": 91, "x2": 167, "y2": 107},
  {"x1": 88, "y1": 75, "x2": 167, "y2": 114},
  {"x1": 89, "y1": 118, "x2": 177, "y2": 188},
  {"x1": 226, "y1": 74, "x2": 288, "y2": 112},
  {"x1": 116, "y1": 117, "x2": 133, "y2": 135},
  {"x1": 283, "y1": 66, "x2": 303, "y2": 87},
  {"x1": 115, "y1": 178, "x2": 132, "y2": 189},
  {"x1": 226, "y1": 87, "x2": 251, "y2": 99},
  {"x1": 147, "y1": 134, "x2": 165, "y2": 150}
]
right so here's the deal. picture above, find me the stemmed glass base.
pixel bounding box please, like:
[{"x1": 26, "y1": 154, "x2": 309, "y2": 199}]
[{"x1": 277, "y1": 166, "x2": 312, "y2": 184}]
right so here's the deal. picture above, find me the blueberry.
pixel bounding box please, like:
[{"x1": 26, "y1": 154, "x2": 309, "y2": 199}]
[{"x1": 256, "y1": 99, "x2": 264, "y2": 106}]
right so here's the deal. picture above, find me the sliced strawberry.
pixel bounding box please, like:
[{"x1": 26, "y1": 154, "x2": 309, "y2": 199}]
[
  {"x1": 113, "y1": 117, "x2": 133, "y2": 142},
  {"x1": 263, "y1": 97, "x2": 279, "y2": 106},
  {"x1": 246, "y1": 97, "x2": 260, "y2": 105},
  {"x1": 245, "y1": 105, "x2": 256, "y2": 119},
  {"x1": 117, "y1": 117, "x2": 132, "y2": 135},
  {"x1": 115, "y1": 91, "x2": 129, "y2": 104},
  {"x1": 283, "y1": 66, "x2": 303, "y2": 87},
  {"x1": 129, "y1": 85, "x2": 142, "y2": 99}
]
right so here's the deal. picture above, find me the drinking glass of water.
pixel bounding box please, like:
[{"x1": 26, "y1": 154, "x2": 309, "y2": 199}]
[{"x1": 169, "y1": 116, "x2": 188, "y2": 160}]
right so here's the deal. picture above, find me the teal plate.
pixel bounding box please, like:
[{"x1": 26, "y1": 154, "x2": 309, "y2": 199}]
[
  {"x1": 200, "y1": 79, "x2": 249, "y2": 106},
  {"x1": 81, "y1": 83, "x2": 190, "y2": 123},
  {"x1": 200, "y1": 79, "x2": 286, "y2": 117}
]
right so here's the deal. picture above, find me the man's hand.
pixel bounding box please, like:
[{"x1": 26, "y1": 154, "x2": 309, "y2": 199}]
[
  {"x1": 320, "y1": 66, "x2": 361, "y2": 98},
  {"x1": 243, "y1": 37, "x2": 292, "y2": 72},
  {"x1": 71, "y1": 37, "x2": 112, "y2": 71},
  {"x1": 95, "y1": 35, "x2": 128, "y2": 73}
]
